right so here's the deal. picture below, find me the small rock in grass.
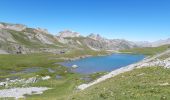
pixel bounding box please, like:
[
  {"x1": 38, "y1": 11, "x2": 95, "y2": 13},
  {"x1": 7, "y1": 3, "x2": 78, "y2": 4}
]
[
  {"x1": 161, "y1": 96, "x2": 167, "y2": 100},
  {"x1": 42, "y1": 76, "x2": 51, "y2": 80},
  {"x1": 160, "y1": 82, "x2": 169, "y2": 86}
]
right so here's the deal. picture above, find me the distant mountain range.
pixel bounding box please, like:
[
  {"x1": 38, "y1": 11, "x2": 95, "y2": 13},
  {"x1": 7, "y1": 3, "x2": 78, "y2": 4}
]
[{"x1": 0, "y1": 22, "x2": 169, "y2": 54}]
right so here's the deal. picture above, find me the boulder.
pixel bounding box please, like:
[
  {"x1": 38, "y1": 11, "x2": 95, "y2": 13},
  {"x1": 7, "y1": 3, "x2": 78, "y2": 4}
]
[{"x1": 72, "y1": 65, "x2": 78, "y2": 68}]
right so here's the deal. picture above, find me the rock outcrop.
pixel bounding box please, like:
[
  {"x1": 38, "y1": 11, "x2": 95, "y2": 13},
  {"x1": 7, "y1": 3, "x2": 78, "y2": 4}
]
[
  {"x1": 35, "y1": 33, "x2": 54, "y2": 44},
  {"x1": 0, "y1": 23, "x2": 26, "y2": 31},
  {"x1": 0, "y1": 49, "x2": 9, "y2": 54},
  {"x1": 138, "y1": 58, "x2": 170, "y2": 68},
  {"x1": 0, "y1": 29, "x2": 16, "y2": 42},
  {"x1": 57, "y1": 30, "x2": 80, "y2": 38},
  {"x1": 88, "y1": 33, "x2": 103, "y2": 40},
  {"x1": 85, "y1": 34, "x2": 138, "y2": 50}
]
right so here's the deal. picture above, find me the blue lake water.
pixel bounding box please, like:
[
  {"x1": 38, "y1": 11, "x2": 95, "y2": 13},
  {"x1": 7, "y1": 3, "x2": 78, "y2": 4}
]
[{"x1": 59, "y1": 54, "x2": 145, "y2": 74}]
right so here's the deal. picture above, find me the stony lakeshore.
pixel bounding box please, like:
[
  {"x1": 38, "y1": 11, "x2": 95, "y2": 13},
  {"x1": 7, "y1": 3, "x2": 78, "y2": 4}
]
[{"x1": 77, "y1": 49, "x2": 170, "y2": 90}]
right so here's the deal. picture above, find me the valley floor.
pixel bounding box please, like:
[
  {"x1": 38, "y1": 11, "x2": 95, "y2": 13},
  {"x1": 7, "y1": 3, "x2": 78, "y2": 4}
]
[
  {"x1": 0, "y1": 48, "x2": 170, "y2": 100},
  {"x1": 0, "y1": 50, "x2": 108, "y2": 100}
]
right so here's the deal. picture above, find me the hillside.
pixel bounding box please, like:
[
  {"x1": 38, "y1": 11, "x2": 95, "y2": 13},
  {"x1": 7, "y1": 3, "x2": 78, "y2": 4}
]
[
  {"x1": 70, "y1": 48, "x2": 170, "y2": 100},
  {"x1": 120, "y1": 45, "x2": 170, "y2": 55},
  {"x1": 71, "y1": 67, "x2": 170, "y2": 100},
  {"x1": 0, "y1": 22, "x2": 141, "y2": 54},
  {"x1": 1, "y1": 22, "x2": 170, "y2": 55}
]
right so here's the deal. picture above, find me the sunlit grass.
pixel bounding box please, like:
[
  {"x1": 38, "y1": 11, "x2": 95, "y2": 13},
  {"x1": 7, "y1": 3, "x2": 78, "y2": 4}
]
[{"x1": 71, "y1": 67, "x2": 170, "y2": 100}]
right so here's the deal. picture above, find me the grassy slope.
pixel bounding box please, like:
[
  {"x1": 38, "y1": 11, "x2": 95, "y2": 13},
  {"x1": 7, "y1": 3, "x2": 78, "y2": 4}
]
[
  {"x1": 9, "y1": 30, "x2": 43, "y2": 48},
  {"x1": 120, "y1": 45, "x2": 170, "y2": 56},
  {"x1": 0, "y1": 50, "x2": 108, "y2": 100},
  {"x1": 8, "y1": 29, "x2": 64, "y2": 49},
  {"x1": 71, "y1": 67, "x2": 170, "y2": 100},
  {"x1": 26, "y1": 73, "x2": 82, "y2": 100}
]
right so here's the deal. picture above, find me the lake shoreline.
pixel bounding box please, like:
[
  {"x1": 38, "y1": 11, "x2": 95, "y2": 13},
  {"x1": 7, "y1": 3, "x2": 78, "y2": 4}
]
[
  {"x1": 59, "y1": 53, "x2": 145, "y2": 74},
  {"x1": 77, "y1": 49, "x2": 170, "y2": 90}
]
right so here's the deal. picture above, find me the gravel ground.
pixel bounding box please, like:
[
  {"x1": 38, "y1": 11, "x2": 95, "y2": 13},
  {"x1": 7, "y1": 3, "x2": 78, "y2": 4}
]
[{"x1": 0, "y1": 87, "x2": 50, "y2": 99}]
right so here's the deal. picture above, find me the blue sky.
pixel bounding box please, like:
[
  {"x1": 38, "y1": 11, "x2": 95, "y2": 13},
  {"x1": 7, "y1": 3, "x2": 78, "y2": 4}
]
[{"x1": 0, "y1": 0, "x2": 170, "y2": 41}]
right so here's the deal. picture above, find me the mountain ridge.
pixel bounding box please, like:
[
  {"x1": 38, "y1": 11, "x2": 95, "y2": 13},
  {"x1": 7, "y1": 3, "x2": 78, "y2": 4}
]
[{"x1": 0, "y1": 22, "x2": 169, "y2": 54}]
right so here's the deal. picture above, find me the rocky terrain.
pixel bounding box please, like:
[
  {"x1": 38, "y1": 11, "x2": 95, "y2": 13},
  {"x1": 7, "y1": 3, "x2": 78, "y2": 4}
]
[
  {"x1": 57, "y1": 31, "x2": 139, "y2": 51},
  {"x1": 0, "y1": 87, "x2": 50, "y2": 99},
  {"x1": 0, "y1": 22, "x2": 63, "y2": 54},
  {"x1": 0, "y1": 75, "x2": 51, "y2": 88},
  {"x1": 0, "y1": 74, "x2": 51, "y2": 99},
  {"x1": 0, "y1": 22, "x2": 143, "y2": 54},
  {"x1": 1, "y1": 22, "x2": 170, "y2": 55},
  {"x1": 57, "y1": 30, "x2": 80, "y2": 38}
]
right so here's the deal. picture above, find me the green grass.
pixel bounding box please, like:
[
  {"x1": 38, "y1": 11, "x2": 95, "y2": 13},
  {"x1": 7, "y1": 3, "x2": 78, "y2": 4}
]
[
  {"x1": 0, "y1": 49, "x2": 107, "y2": 71},
  {"x1": 0, "y1": 50, "x2": 108, "y2": 100},
  {"x1": 0, "y1": 53, "x2": 69, "y2": 81},
  {"x1": 120, "y1": 45, "x2": 170, "y2": 56},
  {"x1": 0, "y1": 53, "x2": 59, "y2": 71},
  {"x1": 1, "y1": 48, "x2": 170, "y2": 100},
  {"x1": 9, "y1": 30, "x2": 44, "y2": 48},
  {"x1": 8, "y1": 30, "x2": 63, "y2": 49},
  {"x1": 63, "y1": 49, "x2": 108, "y2": 58},
  {"x1": 25, "y1": 73, "x2": 82, "y2": 100},
  {"x1": 70, "y1": 67, "x2": 170, "y2": 100},
  {"x1": 0, "y1": 48, "x2": 108, "y2": 78},
  {"x1": 0, "y1": 52, "x2": 85, "y2": 99}
]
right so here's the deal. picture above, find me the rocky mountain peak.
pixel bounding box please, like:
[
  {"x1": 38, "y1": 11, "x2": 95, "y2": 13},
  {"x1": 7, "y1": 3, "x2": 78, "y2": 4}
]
[
  {"x1": 35, "y1": 28, "x2": 49, "y2": 34},
  {"x1": 57, "y1": 30, "x2": 80, "y2": 38},
  {"x1": 88, "y1": 33, "x2": 104, "y2": 40},
  {"x1": 0, "y1": 22, "x2": 26, "y2": 31}
]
